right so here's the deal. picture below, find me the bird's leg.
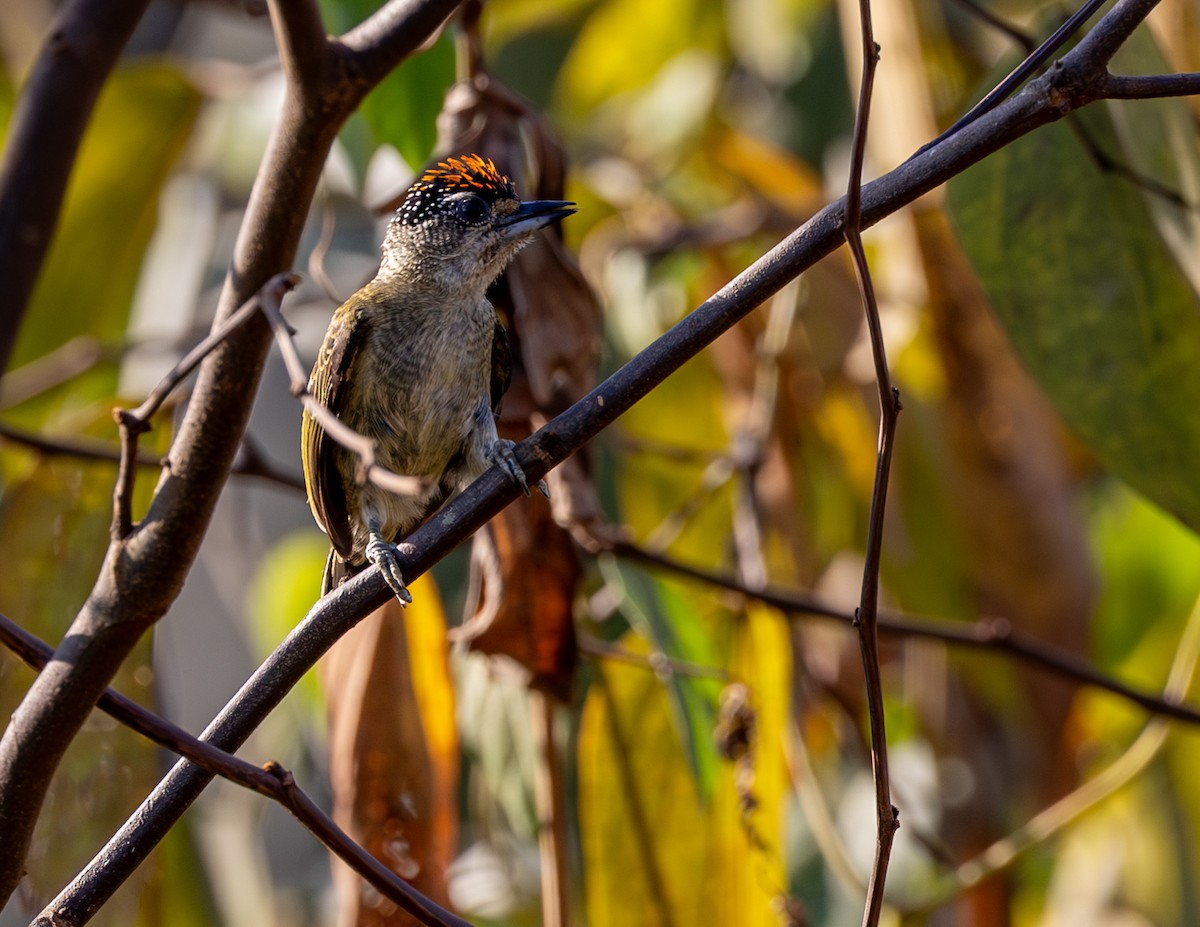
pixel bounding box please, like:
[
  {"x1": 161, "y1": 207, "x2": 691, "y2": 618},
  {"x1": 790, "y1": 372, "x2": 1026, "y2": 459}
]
[
  {"x1": 365, "y1": 516, "x2": 413, "y2": 605},
  {"x1": 489, "y1": 438, "x2": 549, "y2": 498}
]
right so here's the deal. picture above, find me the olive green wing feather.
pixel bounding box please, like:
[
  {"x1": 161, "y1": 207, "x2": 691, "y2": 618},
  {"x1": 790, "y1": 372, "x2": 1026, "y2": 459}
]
[
  {"x1": 302, "y1": 297, "x2": 372, "y2": 560},
  {"x1": 490, "y1": 314, "x2": 513, "y2": 414}
]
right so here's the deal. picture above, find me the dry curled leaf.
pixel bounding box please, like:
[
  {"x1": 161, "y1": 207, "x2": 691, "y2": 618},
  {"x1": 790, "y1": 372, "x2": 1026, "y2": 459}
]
[
  {"x1": 322, "y1": 593, "x2": 458, "y2": 926},
  {"x1": 434, "y1": 34, "x2": 604, "y2": 697}
]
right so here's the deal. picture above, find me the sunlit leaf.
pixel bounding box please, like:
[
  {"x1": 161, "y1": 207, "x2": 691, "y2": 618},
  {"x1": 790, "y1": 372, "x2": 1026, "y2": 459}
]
[
  {"x1": 1089, "y1": 485, "x2": 1200, "y2": 670},
  {"x1": 579, "y1": 605, "x2": 788, "y2": 927},
  {"x1": 947, "y1": 102, "x2": 1200, "y2": 531},
  {"x1": 579, "y1": 651, "x2": 709, "y2": 927},
  {"x1": 321, "y1": 581, "x2": 459, "y2": 917},
  {"x1": 608, "y1": 560, "x2": 723, "y2": 796},
  {"x1": 707, "y1": 603, "x2": 791, "y2": 927},
  {"x1": 557, "y1": 0, "x2": 724, "y2": 117},
  {"x1": 245, "y1": 530, "x2": 330, "y2": 717}
]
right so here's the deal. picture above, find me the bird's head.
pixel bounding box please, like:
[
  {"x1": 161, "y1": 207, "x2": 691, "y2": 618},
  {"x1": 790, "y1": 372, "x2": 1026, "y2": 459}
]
[{"x1": 381, "y1": 154, "x2": 575, "y2": 291}]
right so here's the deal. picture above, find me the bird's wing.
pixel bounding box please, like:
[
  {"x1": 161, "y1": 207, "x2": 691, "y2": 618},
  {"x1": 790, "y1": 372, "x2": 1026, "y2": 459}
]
[
  {"x1": 302, "y1": 295, "x2": 372, "y2": 560},
  {"x1": 490, "y1": 313, "x2": 513, "y2": 415}
]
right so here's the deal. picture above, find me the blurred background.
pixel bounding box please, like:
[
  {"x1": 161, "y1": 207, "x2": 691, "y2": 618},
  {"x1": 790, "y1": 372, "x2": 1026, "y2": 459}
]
[{"x1": 1, "y1": 0, "x2": 1199, "y2": 925}]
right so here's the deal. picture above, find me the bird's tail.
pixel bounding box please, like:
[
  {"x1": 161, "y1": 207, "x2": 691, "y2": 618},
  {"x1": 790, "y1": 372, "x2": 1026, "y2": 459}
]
[{"x1": 321, "y1": 548, "x2": 352, "y2": 597}]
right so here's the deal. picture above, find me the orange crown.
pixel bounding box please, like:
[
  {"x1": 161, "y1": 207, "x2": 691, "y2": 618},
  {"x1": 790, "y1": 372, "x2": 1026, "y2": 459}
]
[{"x1": 416, "y1": 154, "x2": 515, "y2": 198}]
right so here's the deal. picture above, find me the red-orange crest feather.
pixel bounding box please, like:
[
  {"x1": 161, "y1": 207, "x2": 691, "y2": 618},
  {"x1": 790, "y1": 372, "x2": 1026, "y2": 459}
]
[{"x1": 418, "y1": 154, "x2": 515, "y2": 199}]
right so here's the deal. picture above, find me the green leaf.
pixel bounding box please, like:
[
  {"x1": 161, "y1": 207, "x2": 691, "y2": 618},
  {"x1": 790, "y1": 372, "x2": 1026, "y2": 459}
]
[
  {"x1": 947, "y1": 93, "x2": 1200, "y2": 531},
  {"x1": 245, "y1": 530, "x2": 330, "y2": 718},
  {"x1": 1089, "y1": 484, "x2": 1200, "y2": 671},
  {"x1": 9, "y1": 62, "x2": 200, "y2": 418},
  {"x1": 318, "y1": 0, "x2": 456, "y2": 170},
  {"x1": 360, "y1": 30, "x2": 456, "y2": 170},
  {"x1": 606, "y1": 559, "x2": 723, "y2": 798}
]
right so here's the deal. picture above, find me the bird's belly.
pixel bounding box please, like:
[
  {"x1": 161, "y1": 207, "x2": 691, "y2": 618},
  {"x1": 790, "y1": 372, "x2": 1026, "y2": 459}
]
[{"x1": 356, "y1": 331, "x2": 489, "y2": 480}]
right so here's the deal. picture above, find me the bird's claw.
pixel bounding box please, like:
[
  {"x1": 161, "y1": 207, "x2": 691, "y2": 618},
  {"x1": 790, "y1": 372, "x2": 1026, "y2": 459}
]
[
  {"x1": 365, "y1": 535, "x2": 412, "y2": 606},
  {"x1": 490, "y1": 439, "x2": 532, "y2": 496}
]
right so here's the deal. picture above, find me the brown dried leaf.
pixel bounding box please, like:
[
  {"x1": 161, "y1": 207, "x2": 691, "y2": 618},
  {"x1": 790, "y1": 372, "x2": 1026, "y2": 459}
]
[
  {"x1": 322, "y1": 592, "x2": 459, "y2": 926},
  {"x1": 433, "y1": 50, "x2": 605, "y2": 696}
]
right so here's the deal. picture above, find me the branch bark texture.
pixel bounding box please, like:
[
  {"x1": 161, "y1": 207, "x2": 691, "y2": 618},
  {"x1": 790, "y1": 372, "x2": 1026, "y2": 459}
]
[{"x1": 0, "y1": 0, "x2": 464, "y2": 905}]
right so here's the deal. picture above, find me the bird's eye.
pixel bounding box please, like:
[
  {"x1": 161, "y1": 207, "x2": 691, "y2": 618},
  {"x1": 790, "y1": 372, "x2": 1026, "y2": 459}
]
[{"x1": 455, "y1": 194, "x2": 489, "y2": 224}]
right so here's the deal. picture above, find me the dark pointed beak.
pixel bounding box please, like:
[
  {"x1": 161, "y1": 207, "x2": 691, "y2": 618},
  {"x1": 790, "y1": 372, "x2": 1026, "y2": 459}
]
[{"x1": 499, "y1": 200, "x2": 576, "y2": 240}]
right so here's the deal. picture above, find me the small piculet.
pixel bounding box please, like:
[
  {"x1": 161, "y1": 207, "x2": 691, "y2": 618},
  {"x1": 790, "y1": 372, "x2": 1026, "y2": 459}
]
[{"x1": 301, "y1": 154, "x2": 575, "y2": 604}]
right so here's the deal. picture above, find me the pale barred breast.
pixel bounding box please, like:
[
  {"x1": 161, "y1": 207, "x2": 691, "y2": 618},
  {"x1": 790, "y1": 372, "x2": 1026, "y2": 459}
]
[{"x1": 351, "y1": 295, "x2": 494, "y2": 479}]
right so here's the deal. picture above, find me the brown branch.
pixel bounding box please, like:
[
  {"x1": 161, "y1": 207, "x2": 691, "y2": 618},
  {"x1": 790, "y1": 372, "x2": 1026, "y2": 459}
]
[
  {"x1": 1070, "y1": 0, "x2": 1160, "y2": 69},
  {"x1": 0, "y1": 421, "x2": 305, "y2": 492},
  {"x1": 0, "y1": 0, "x2": 153, "y2": 377},
  {"x1": 916, "y1": 0, "x2": 1111, "y2": 155},
  {"x1": 843, "y1": 0, "x2": 900, "y2": 920},
  {"x1": 111, "y1": 276, "x2": 287, "y2": 540},
  {"x1": 0, "y1": 0, "x2": 467, "y2": 909},
  {"x1": 0, "y1": 612, "x2": 470, "y2": 927},
  {"x1": 1101, "y1": 72, "x2": 1200, "y2": 99},
  {"x1": 609, "y1": 539, "x2": 1200, "y2": 726},
  {"x1": 338, "y1": 0, "x2": 463, "y2": 88}
]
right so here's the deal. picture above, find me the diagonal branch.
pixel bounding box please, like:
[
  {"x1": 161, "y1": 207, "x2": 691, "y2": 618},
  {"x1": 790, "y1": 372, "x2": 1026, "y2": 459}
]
[{"x1": 0, "y1": 613, "x2": 470, "y2": 927}]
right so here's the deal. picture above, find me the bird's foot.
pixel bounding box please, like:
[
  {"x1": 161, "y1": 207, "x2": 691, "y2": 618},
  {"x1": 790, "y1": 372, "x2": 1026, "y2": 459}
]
[
  {"x1": 489, "y1": 439, "x2": 548, "y2": 497},
  {"x1": 365, "y1": 535, "x2": 413, "y2": 605}
]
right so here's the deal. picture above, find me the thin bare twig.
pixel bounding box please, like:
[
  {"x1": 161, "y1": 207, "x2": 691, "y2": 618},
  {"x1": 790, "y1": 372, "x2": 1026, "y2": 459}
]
[
  {"x1": 0, "y1": 421, "x2": 305, "y2": 491},
  {"x1": 1102, "y1": 72, "x2": 1200, "y2": 99},
  {"x1": 0, "y1": 613, "x2": 470, "y2": 927},
  {"x1": 608, "y1": 539, "x2": 1200, "y2": 725},
  {"x1": 257, "y1": 274, "x2": 425, "y2": 497},
  {"x1": 843, "y1": 0, "x2": 899, "y2": 920},
  {"x1": 917, "y1": 0, "x2": 1111, "y2": 156},
  {"x1": 948, "y1": 0, "x2": 1035, "y2": 53},
  {"x1": 110, "y1": 278, "x2": 286, "y2": 539}
]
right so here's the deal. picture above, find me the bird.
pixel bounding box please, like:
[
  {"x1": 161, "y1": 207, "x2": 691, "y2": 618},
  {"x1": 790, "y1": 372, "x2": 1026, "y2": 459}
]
[{"x1": 301, "y1": 154, "x2": 575, "y2": 604}]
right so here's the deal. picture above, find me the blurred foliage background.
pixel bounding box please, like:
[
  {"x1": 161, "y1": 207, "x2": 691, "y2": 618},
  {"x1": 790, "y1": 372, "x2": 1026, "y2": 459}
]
[{"x1": 1, "y1": 0, "x2": 1199, "y2": 925}]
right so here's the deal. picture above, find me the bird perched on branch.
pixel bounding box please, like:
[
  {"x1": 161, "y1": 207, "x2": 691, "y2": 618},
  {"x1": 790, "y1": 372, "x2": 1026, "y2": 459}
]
[{"x1": 301, "y1": 154, "x2": 575, "y2": 604}]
